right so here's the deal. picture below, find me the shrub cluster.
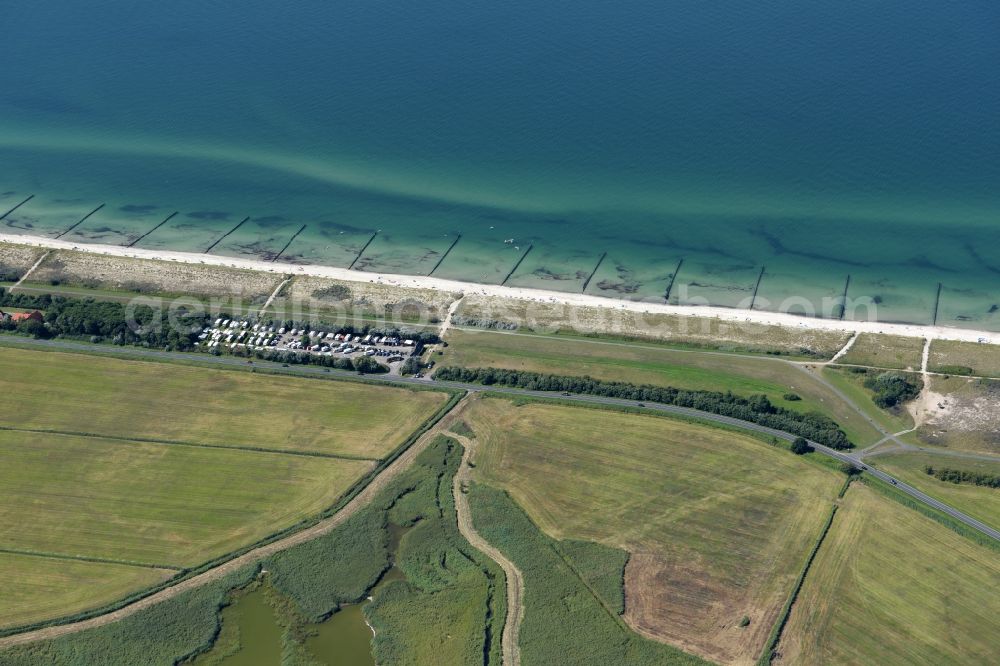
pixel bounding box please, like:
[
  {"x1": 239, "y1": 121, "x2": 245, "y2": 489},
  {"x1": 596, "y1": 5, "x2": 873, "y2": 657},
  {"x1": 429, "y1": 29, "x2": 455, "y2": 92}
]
[
  {"x1": 925, "y1": 465, "x2": 1000, "y2": 488},
  {"x1": 436, "y1": 366, "x2": 853, "y2": 449},
  {"x1": 863, "y1": 371, "x2": 922, "y2": 408}
]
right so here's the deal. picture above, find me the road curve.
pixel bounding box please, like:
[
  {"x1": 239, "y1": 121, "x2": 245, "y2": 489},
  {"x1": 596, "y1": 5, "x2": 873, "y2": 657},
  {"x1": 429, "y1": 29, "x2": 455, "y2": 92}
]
[
  {"x1": 451, "y1": 431, "x2": 523, "y2": 666},
  {"x1": 4, "y1": 338, "x2": 997, "y2": 543}
]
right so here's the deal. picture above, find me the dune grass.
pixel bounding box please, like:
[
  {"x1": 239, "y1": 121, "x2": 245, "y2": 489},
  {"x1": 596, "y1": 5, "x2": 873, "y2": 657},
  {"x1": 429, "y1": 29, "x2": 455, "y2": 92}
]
[
  {"x1": 464, "y1": 397, "x2": 843, "y2": 664},
  {"x1": 778, "y1": 482, "x2": 1000, "y2": 665},
  {"x1": 838, "y1": 333, "x2": 925, "y2": 370},
  {"x1": 0, "y1": 346, "x2": 447, "y2": 458},
  {"x1": 442, "y1": 328, "x2": 883, "y2": 446},
  {"x1": 928, "y1": 339, "x2": 1000, "y2": 377}
]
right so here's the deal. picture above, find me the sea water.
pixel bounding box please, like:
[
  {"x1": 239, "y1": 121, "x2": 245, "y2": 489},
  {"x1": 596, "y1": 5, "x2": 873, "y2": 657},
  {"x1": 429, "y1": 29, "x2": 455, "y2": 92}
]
[{"x1": 2, "y1": 0, "x2": 999, "y2": 329}]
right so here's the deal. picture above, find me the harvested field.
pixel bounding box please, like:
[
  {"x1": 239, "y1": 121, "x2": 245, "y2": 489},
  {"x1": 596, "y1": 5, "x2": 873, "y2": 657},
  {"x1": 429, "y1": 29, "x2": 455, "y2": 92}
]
[
  {"x1": 837, "y1": 333, "x2": 925, "y2": 370},
  {"x1": 453, "y1": 293, "x2": 850, "y2": 357},
  {"x1": 777, "y1": 483, "x2": 1000, "y2": 665},
  {"x1": 928, "y1": 339, "x2": 1000, "y2": 377},
  {"x1": 0, "y1": 347, "x2": 447, "y2": 458},
  {"x1": 26, "y1": 249, "x2": 284, "y2": 301},
  {"x1": 443, "y1": 328, "x2": 884, "y2": 446},
  {"x1": 464, "y1": 397, "x2": 842, "y2": 665},
  {"x1": 0, "y1": 554, "x2": 174, "y2": 630},
  {"x1": 0, "y1": 429, "x2": 372, "y2": 567}
]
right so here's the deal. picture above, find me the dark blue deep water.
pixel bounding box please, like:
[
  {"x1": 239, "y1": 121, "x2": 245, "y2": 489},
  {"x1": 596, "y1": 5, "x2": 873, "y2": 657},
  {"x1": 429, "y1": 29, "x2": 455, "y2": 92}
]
[{"x1": 2, "y1": 1, "x2": 999, "y2": 327}]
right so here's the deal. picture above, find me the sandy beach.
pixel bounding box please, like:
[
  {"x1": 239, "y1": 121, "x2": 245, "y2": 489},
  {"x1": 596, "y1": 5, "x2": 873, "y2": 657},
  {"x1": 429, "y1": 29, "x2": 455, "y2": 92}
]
[{"x1": 3, "y1": 232, "x2": 999, "y2": 346}]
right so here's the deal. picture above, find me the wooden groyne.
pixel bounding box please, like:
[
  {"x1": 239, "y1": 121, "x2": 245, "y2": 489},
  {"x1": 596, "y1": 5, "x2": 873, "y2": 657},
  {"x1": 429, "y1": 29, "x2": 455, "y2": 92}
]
[
  {"x1": 127, "y1": 212, "x2": 177, "y2": 248},
  {"x1": 749, "y1": 266, "x2": 766, "y2": 310},
  {"x1": 272, "y1": 224, "x2": 307, "y2": 262},
  {"x1": 428, "y1": 234, "x2": 462, "y2": 276},
  {"x1": 348, "y1": 231, "x2": 378, "y2": 270},
  {"x1": 55, "y1": 203, "x2": 104, "y2": 239},
  {"x1": 0, "y1": 194, "x2": 34, "y2": 222},
  {"x1": 204, "y1": 216, "x2": 249, "y2": 253},
  {"x1": 581, "y1": 252, "x2": 607, "y2": 293},
  {"x1": 501, "y1": 244, "x2": 533, "y2": 286},
  {"x1": 931, "y1": 282, "x2": 943, "y2": 326},
  {"x1": 837, "y1": 275, "x2": 851, "y2": 320},
  {"x1": 664, "y1": 258, "x2": 684, "y2": 303}
]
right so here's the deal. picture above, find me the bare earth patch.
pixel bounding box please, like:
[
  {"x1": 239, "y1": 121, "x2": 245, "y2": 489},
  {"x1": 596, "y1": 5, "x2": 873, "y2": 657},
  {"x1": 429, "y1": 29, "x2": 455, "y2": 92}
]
[{"x1": 914, "y1": 376, "x2": 1000, "y2": 454}]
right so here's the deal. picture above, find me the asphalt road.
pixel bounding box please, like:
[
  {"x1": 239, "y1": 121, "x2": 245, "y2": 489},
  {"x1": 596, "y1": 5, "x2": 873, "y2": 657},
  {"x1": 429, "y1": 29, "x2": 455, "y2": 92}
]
[{"x1": 4, "y1": 336, "x2": 998, "y2": 543}]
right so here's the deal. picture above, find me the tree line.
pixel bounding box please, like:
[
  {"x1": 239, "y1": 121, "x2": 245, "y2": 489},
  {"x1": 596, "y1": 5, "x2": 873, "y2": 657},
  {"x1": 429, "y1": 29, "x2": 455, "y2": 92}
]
[
  {"x1": 0, "y1": 290, "x2": 206, "y2": 350},
  {"x1": 925, "y1": 465, "x2": 1000, "y2": 488},
  {"x1": 435, "y1": 366, "x2": 853, "y2": 450}
]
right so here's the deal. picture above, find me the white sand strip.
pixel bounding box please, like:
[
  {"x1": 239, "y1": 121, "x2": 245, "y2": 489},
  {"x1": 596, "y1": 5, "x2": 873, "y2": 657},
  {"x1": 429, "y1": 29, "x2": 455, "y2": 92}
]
[{"x1": 3, "y1": 232, "x2": 999, "y2": 346}]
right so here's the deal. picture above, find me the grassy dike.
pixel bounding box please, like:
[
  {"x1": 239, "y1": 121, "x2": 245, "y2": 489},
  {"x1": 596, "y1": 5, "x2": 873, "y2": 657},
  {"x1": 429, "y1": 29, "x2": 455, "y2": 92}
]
[
  {"x1": 466, "y1": 483, "x2": 707, "y2": 666},
  {"x1": 1, "y1": 436, "x2": 505, "y2": 665}
]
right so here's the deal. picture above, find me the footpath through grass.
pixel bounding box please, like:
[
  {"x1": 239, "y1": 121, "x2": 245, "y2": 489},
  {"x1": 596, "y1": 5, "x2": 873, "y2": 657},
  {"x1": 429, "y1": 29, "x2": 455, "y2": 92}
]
[
  {"x1": 464, "y1": 397, "x2": 843, "y2": 664},
  {"x1": 468, "y1": 483, "x2": 707, "y2": 666}
]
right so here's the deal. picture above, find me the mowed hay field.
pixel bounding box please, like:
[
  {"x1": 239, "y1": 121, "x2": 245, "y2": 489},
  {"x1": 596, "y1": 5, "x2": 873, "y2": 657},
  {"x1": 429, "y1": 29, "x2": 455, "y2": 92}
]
[
  {"x1": 0, "y1": 347, "x2": 447, "y2": 458},
  {"x1": 0, "y1": 347, "x2": 448, "y2": 629},
  {"x1": 0, "y1": 554, "x2": 174, "y2": 629},
  {"x1": 0, "y1": 430, "x2": 371, "y2": 567},
  {"x1": 464, "y1": 397, "x2": 843, "y2": 665},
  {"x1": 442, "y1": 329, "x2": 883, "y2": 446},
  {"x1": 777, "y1": 483, "x2": 1000, "y2": 665}
]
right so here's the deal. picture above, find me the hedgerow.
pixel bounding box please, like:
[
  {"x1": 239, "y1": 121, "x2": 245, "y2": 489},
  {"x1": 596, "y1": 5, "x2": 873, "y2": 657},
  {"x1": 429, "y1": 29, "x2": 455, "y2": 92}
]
[{"x1": 437, "y1": 366, "x2": 853, "y2": 449}]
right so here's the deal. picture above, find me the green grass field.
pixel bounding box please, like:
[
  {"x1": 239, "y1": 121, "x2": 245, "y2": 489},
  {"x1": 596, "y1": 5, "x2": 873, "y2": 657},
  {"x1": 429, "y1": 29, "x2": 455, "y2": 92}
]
[
  {"x1": 0, "y1": 347, "x2": 449, "y2": 630},
  {"x1": 442, "y1": 328, "x2": 884, "y2": 446},
  {"x1": 779, "y1": 482, "x2": 1000, "y2": 665},
  {"x1": 872, "y1": 451, "x2": 1000, "y2": 532},
  {"x1": 820, "y1": 367, "x2": 915, "y2": 433},
  {"x1": 464, "y1": 397, "x2": 843, "y2": 664},
  {"x1": 928, "y1": 339, "x2": 1000, "y2": 377},
  {"x1": 0, "y1": 429, "x2": 371, "y2": 567},
  {"x1": 0, "y1": 347, "x2": 447, "y2": 458},
  {"x1": 838, "y1": 333, "x2": 925, "y2": 370},
  {"x1": 0, "y1": 554, "x2": 174, "y2": 629}
]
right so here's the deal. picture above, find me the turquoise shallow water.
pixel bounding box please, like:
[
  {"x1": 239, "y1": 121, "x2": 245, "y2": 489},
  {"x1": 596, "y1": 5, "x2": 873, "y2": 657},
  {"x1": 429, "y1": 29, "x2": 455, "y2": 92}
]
[{"x1": 2, "y1": 1, "x2": 999, "y2": 329}]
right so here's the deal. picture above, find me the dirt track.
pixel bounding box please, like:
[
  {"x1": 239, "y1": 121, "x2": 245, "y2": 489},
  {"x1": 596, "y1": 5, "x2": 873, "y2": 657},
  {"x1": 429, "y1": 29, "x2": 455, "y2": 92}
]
[
  {"x1": 0, "y1": 398, "x2": 468, "y2": 650},
  {"x1": 451, "y1": 431, "x2": 524, "y2": 666}
]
